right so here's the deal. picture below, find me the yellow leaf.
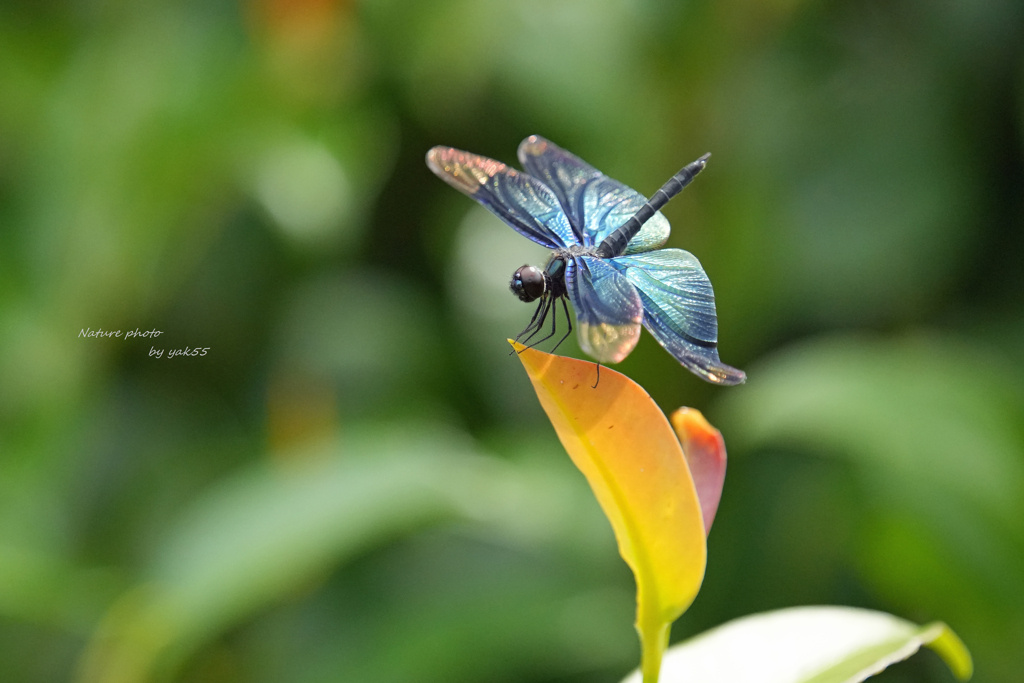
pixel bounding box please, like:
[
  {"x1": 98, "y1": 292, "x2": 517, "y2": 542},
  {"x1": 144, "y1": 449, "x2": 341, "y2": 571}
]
[{"x1": 511, "y1": 341, "x2": 706, "y2": 683}]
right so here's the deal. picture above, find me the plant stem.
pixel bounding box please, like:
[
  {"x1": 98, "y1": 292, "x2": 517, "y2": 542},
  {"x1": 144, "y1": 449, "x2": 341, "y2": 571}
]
[{"x1": 638, "y1": 604, "x2": 671, "y2": 683}]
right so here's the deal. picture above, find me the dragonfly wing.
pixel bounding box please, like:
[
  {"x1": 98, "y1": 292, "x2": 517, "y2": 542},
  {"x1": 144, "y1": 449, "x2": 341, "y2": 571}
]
[
  {"x1": 581, "y1": 176, "x2": 671, "y2": 255},
  {"x1": 565, "y1": 255, "x2": 643, "y2": 364},
  {"x1": 518, "y1": 135, "x2": 670, "y2": 254},
  {"x1": 517, "y1": 135, "x2": 598, "y2": 241},
  {"x1": 427, "y1": 146, "x2": 577, "y2": 249},
  {"x1": 611, "y1": 249, "x2": 746, "y2": 385}
]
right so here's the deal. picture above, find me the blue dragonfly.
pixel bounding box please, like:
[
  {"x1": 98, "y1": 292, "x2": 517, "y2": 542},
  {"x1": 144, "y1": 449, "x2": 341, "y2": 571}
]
[{"x1": 426, "y1": 135, "x2": 745, "y2": 385}]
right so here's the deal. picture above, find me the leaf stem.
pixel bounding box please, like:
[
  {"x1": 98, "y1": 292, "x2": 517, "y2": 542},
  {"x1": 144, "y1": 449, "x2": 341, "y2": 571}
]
[{"x1": 638, "y1": 599, "x2": 670, "y2": 683}]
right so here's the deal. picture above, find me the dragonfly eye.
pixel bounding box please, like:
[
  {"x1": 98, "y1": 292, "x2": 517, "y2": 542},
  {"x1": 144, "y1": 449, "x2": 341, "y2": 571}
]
[{"x1": 510, "y1": 265, "x2": 546, "y2": 302}]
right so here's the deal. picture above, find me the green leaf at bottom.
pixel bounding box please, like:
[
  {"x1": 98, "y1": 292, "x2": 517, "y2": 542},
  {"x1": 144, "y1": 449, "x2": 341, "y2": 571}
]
[{"x1": 620, "y1": 606, "x2": 971, "y2": 683}]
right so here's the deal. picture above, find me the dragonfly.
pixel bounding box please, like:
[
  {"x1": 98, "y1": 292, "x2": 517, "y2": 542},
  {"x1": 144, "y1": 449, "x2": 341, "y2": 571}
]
[{"x1": 426, "y1": 135, "x2": 745, "y2": 385}]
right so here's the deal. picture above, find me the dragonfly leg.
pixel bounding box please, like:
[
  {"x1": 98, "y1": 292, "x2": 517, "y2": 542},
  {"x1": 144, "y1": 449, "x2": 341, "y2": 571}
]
[
  {"x1": 550, "y1": 297, "x2": 573, "y2": 354},
  {"x1": 526, "y1": 295, "x2": 560, "y2": 349},
  {"x1": 516, "y1": 296, "x2": 547, "y2": 340},
  {"x1": 511, "y1": 296, "x2": 547, "y2": 355},
  {"x1": 519, "y1": 296, "x2": 552, "y2": 349},
  {"x1": 591, "y1": 363, "x2": 601, "y2": 389}
]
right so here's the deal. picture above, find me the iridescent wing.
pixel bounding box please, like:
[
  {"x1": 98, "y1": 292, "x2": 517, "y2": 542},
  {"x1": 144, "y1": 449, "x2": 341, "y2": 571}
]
[
  {"x1": 517, "y1": 135, "x2": 670, "y2": 255},
  {"x1": 610, "y1": 249, "x2": 746, "y2": 385},
  {"x1": 427, "y1": 146, "x2": 577, "y2": 249},
  {"x1": 565, "y1": 255, "x2": 643, "y2": 364}
]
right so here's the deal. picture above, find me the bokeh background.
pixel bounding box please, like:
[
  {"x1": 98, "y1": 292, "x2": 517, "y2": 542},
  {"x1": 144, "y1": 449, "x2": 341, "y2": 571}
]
[{"x1": 1, "y1": 0, "x2": 1023, "y2": 682}]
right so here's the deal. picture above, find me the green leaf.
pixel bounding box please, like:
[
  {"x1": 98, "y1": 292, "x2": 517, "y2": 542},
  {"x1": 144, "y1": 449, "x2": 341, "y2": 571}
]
[
  {"x1": 74, "y1": 425, "x2": 583, "y2": 683},
  {"x1": 0, "y1": 545, "x2": 121, "y2": 632},
  {"x1": 717, "y1": 334, "x2": 1024, "y2": 659},
  {"x1": 719, "y1": 335, "x2": 1024, "y2": 525},
  {"x1": 620, "y1": 606, "x2": 972, "y2": 683}
]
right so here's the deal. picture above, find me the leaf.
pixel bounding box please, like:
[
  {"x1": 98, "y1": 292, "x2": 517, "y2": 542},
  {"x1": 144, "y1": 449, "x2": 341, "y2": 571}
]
[
  {"x1": 719, "y1": 335, "x2": 1024, "y2": 527},
  {"x1": 670, "y1": 408, "x2": 727, "y2": 535},
  {"x1": 74, "y1": 425, "x2": 585, "y2": 683},
  {"x1": 511, "y1": 341, "x2": 706, "y2": 681},
  {"x1": 620, "y1": 606, "x2": 972, "y2": 683},
  {"x1": 718, "y1": 334, "x2": 1024, "y2": 663},
  {"x1": 0, "y1": 545, "x2": 122, "y2": 632}
]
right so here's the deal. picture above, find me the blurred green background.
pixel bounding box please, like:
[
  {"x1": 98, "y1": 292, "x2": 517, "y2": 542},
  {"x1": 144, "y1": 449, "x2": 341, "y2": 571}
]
[{"x1": 1, "y1": 0, "x2": 1022, "y2": 681}]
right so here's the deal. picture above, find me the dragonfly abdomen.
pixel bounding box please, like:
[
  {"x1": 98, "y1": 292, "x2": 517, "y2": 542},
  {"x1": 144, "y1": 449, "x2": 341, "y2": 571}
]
[{"x1": 596, "y1": 154, "x2": 710, "y2": 259}]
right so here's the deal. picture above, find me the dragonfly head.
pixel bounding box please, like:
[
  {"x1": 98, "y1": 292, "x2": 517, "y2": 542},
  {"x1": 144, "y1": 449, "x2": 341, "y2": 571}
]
[{"x1": 510, "y1": 265, "x2": 546, "y2": 302}]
